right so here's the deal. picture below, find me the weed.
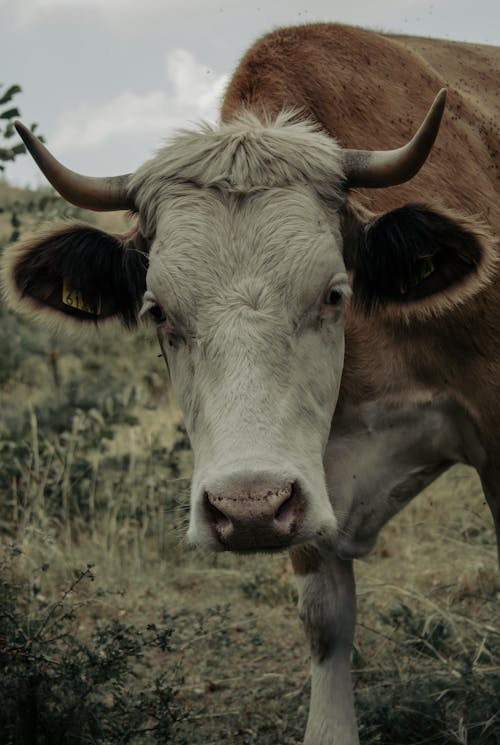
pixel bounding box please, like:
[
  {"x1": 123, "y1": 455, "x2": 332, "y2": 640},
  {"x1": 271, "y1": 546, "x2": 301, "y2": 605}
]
[
  {"x1": 0, "y1": 545, "x2": 183, "y2": 744},
  {"x1": 355, "y1": 598, "x2": 500, "y2": 744}
]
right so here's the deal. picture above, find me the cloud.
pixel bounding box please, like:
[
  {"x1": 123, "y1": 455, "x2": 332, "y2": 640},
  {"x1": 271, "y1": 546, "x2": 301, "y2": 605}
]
[
  {"x1": 9, "y1": 0, "x2": 422, "y2": 31},
  {"x1": 10, "y1": 0, "x2": 250, "y2": 27},
  {"x1": 50, "y1": 48, "x2": 229, "y2": 153}
]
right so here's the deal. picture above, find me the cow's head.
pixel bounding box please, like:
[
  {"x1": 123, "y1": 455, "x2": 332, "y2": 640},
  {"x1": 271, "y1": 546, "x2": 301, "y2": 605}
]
[{"x1": 3, "y1": 90, "x2": 490, "y2": 553}]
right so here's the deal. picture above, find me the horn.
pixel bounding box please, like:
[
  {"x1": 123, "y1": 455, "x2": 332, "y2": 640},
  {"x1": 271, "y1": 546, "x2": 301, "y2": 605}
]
[
  {"x1": 15, "y1": 121, "x2": 134, "y2": 211},
  {"x1": 343, "y1": 89, "x2": 447, "y2": 189}
]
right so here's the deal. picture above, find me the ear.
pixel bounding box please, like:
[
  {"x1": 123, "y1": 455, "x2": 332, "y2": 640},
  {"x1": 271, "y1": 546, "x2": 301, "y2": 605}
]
[
  {"x1": 349, "y1": 203, "x2": 497, "y2": 318},
  {"x1": 2, "y1": 223, "x2": 148, "y2": 327}
]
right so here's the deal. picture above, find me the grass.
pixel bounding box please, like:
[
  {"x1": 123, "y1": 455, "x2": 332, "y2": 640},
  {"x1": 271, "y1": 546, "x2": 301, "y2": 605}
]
[{"x1": 0, "y1": 181, "x2": 499, "y2": 744}]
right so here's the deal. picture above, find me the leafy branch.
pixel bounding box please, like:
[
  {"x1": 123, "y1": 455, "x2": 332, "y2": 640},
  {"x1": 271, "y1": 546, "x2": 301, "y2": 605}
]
[{"x1": 0, "y1": 82, "x2": 43, "y2": 172}]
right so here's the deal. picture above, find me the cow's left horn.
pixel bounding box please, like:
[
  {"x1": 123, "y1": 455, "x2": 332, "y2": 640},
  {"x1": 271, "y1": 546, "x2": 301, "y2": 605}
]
[
  {"x1": 15, "y1": 121, "x2": 134, "y2": 211},
  {"x1": 343, "y1": 89, "x2": 447, "y2": 189}
]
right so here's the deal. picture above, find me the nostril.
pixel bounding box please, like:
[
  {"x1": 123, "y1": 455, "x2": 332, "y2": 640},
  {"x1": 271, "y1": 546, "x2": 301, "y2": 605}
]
[
  {"x1": 274, "y1": 494, "x2": 293, "y2": 522},
  {"x1": 204, "y1": 492, "x2": 231, "y2": 529},
  {"x1": 273, "y1": 482, "x2": 300, "y2": 525}
]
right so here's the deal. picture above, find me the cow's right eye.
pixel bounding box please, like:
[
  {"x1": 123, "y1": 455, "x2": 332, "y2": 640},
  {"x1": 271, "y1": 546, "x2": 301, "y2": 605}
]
[{"x1": 148, "y1": 304, "x2": 166, "y2": 324}]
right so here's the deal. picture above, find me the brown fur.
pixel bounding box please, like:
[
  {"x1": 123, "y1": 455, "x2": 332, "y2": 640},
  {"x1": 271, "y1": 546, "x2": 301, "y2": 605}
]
[
  {"x1": 222, "y1": 25, "x2": 500, "y2": 223},
  {"x1": 290, "y1": 545, "x2": 321, "y2": 576},
  {"x1": 223, "y1": 23, "x2": 500, "y2": 487}
]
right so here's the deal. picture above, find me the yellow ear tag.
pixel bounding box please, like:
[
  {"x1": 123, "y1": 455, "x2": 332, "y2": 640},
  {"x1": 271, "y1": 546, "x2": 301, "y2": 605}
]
[{"x1": 62, "y1": 279, "x2": 101, "y2": 315}]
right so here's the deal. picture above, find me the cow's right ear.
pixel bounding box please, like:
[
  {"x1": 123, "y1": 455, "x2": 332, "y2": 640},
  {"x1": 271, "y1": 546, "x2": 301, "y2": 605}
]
[{"x1": 2, "y1": 223, "x2": 148, "y2": 328}]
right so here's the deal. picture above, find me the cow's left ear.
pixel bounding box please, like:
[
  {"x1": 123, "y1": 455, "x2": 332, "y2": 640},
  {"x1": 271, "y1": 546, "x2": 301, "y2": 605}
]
[{"x1": 349, "y1": 204, "x2": 497, "y2": 318}]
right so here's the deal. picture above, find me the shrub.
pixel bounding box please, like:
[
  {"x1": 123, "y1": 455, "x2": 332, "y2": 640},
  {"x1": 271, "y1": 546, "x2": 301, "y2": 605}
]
[
  {"x1": 355, "y1": 600, "x2": 500, "y2": 744},
  {"x1": 0, "y1": 546, "x2": 183, "y2": 744}
]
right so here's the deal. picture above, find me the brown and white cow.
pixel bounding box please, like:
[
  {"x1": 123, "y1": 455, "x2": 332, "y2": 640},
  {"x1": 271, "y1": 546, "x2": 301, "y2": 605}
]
[{"x1": 2, "y1": 24, "x2": 499, "y2": 745}]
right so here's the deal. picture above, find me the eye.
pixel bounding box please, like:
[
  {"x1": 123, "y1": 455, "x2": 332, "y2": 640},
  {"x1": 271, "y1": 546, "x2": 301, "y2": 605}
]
[
  {"x1": 148, "y1": 304, "x2": 167, "y2": 324},
  {"x1": 319, "y1": 277, "x2": 351, "y2": 318},
  {"x1": 325, "y1": 287, "x2": 344, "y2": 307}
]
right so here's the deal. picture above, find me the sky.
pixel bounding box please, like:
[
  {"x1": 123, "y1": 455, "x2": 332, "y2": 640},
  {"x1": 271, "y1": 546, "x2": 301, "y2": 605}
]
[{"x1": 2, "y1": 0, "x2": 500, "y2": 187}]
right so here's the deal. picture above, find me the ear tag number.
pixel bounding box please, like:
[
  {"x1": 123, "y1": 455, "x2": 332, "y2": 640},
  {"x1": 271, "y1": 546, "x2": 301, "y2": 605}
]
[{"x1": 62, "y1": 279, "x2": 102, "y2": 315}]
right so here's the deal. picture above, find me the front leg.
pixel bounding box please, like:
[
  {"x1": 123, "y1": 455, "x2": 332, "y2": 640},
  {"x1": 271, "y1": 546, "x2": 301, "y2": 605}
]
[
  {"x1": 290, "y1": 546, "x2": 359, "y2": 745},
  {"x1": 481, "y1": 463, "x2": 500, "y2": 569}
]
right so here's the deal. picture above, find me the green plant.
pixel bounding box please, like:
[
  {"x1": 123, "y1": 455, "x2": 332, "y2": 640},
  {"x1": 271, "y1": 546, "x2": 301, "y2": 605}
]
[
  {"x1": 0, "y1": 84, "x2": 37, "y2": 172},
  {"x1": 0, "y1": 546, "x2": 183, "y2": 744},
  {"x1": 355, "y1": 599, "x2": 500, "y2": 744},
  {"x1": 0, "y1": 83, "x2": 47, "y2": 244},
  {"x1": 0, "y1": 393, "x2": 191, "y2": 550},
  {"x1": 0, "y1": 83, "x2": 95, "y2": 398}
]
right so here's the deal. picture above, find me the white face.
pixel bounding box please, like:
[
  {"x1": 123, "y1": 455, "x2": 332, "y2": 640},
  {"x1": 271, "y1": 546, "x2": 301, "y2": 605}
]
[{"x1": 142, "y1": 184, "x2": 349, "y2": 552}]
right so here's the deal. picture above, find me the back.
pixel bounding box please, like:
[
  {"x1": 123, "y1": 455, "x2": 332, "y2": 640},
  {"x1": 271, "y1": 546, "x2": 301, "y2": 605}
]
[{"x1": 222, "y1": 24, "x2": 500, "y2": 231}]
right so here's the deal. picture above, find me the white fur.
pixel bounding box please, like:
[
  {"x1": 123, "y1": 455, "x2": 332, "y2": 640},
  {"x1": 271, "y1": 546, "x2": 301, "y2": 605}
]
[
  {"x1": 130, "y1": 110, "x2": 345, "y2": 238},
  {"x1": 295, "y1": 553, "x2": 358, "y2": 745},
  {"x1": 129, "y1": 113, "x2": 350, "y2": 550}
]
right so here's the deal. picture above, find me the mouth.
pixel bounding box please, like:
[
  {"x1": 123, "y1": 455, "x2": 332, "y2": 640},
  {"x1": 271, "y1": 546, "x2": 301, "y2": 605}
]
[{"x1": 189, "y1": 522, "x2": 338, "y2": 555}]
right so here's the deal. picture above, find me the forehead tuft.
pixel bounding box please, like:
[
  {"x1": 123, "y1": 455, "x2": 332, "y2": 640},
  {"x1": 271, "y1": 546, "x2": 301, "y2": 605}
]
[{"x1": 130, "y1": 110, "x2": 345, "y2": 232}]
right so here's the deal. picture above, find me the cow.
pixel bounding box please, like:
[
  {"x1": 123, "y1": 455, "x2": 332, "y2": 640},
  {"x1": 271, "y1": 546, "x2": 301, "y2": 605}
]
[{"x1": 2, "y1": 23, "x2": 499, "y2": 745}]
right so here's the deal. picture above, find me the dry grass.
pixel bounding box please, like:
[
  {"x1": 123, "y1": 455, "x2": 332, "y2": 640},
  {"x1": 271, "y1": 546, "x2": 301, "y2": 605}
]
[{"x1": 5, "y1": 454, "x2": 499, "y2": 744}]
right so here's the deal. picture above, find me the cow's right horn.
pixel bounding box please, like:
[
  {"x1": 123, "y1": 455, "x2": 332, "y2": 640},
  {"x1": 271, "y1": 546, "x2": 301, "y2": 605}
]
[
  {"x1": 343, "y1": 89, "x2": 447, "y2": 189},
  {"x1": 15, "y1": 121, "x2": 134, "y2": 212}
]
